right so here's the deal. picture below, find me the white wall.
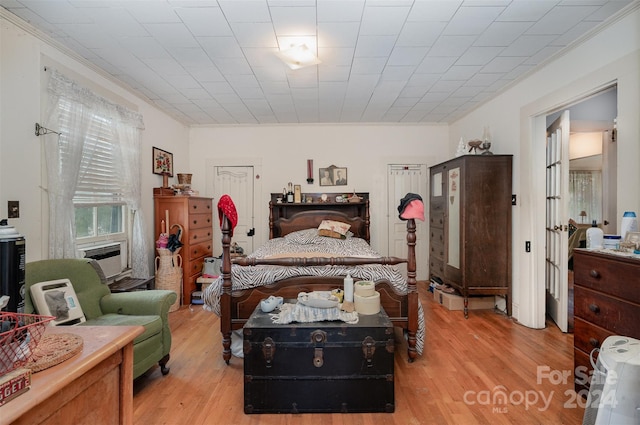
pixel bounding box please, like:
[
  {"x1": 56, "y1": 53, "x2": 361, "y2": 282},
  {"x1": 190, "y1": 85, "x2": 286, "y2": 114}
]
[
  {"x1": 189, "y1": 124, "x2": 449, "y2": 253},
  {"x1": 450, "y1": 6, "x2": 640, "y2": 328},
  {"x1": 0, "y1": 15, "x2": 189, "y2": 273}
]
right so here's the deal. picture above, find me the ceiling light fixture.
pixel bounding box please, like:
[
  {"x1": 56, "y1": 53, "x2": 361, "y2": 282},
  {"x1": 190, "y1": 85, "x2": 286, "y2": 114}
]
[{"x1": 276, "y1": 43, "x2": 321, "y2": 70}]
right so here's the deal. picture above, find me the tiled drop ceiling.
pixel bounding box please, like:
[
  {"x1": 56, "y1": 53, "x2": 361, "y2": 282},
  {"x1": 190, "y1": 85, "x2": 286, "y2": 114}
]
[{"x1": 0, "y1": 0, "x2": 636, "y2": 125}]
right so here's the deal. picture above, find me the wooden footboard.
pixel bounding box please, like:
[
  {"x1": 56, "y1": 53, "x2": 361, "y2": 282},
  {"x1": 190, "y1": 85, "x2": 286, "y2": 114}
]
[
  {"x1": 228, "y1": 278, "x2": 408, "y2": 329},
  {"x1": 218, "y1": 202, "x2": 418, "y2": 364}
]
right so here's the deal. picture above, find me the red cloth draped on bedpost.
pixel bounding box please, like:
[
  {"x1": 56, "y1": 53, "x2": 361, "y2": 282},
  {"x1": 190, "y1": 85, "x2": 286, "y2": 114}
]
[{"x1": 218, "y1": 194, "x2": 237, "y2": 364}]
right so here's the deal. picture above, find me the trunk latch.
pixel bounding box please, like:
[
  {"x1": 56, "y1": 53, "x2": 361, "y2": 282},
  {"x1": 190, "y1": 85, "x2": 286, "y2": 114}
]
[
  {"x1": 362, "y1": 336, "x2": 376, "y2": 367},
  {"x1": 311, "y1": 330, "x2": 327, "y2": 367},
  {"x1": 262, "y1": 337, "x2": 275, "y2": 367}
]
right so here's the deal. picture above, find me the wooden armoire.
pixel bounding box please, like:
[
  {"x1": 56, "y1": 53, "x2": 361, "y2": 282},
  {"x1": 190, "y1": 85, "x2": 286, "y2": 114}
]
[
  {"x1": 154, "y1": 195, "x2": 213, "y2": 304},
  {"x1": 429, "y1": 155, "x2": 513, "y2": 318}
]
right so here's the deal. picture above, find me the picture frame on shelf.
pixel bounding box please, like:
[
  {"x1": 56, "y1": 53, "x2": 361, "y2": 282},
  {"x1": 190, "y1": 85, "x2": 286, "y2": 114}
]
[
  {"x1": 294, "y1": 185, "x2": 302, "y2": 203},
  {"x1": 153, "y1": 147, "x2": 173, "y2": 176}
]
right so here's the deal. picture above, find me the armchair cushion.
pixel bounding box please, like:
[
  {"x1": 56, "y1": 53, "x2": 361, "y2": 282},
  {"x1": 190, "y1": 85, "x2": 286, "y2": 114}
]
[
  {"x1": 25, "y1": 258, "x2": 177, "y2": 379},
  {"x1": 85, "y1": 314, "x2": 162, "y2": 344}
]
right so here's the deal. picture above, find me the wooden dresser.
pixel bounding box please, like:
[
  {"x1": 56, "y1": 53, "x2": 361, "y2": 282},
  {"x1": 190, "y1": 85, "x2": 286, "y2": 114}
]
[
  {"x1": 572, "y1": 249, "x2": 640, "y2": 395},
  {"x1": 428, "y1": 155, "x2": 512, "y2": 318},
  {"x1": 154, "y1": 196, "x2": 213, "y2": 304}
]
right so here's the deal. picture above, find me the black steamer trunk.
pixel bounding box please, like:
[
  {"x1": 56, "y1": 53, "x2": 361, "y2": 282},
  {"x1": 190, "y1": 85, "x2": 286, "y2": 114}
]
[{"x1": 243, "y1": 304, "x2": 395, "y2": 414}]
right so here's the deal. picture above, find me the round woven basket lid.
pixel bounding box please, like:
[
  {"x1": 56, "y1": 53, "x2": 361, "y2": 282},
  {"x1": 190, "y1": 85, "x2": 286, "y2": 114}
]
[{"x1": 26, "y1": 333, "x2": 83, "y2": 373}]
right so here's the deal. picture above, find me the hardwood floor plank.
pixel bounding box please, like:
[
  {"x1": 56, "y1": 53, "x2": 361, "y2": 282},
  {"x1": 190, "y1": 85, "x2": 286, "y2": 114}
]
[{"x1": 133, "y1": 284, "x2": 583, "y2": 424}]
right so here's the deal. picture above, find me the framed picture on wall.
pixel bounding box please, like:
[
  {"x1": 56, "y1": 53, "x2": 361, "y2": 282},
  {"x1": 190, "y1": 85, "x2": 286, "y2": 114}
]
[
  {"x1": 333, "y1": 168, "x2": 347, "y2": 186},
  {"x1": 153, "y1": 147, "x2": 173, "y2": 176},
  {"x1": 319, "y1": 165, "x2": 348, "y2": 186}
]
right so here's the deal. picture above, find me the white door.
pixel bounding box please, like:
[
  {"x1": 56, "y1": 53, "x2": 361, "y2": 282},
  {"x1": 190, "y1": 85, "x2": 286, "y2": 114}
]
[
  {"x1": 212, "y1": 166, "x2": 255, "y2": 255},
  {"x1": 545, "y1": 111, "x2": 570, "y2": 332},
  {"x1": 387, "y1": 164, "x2": 428, "y2": 280}
]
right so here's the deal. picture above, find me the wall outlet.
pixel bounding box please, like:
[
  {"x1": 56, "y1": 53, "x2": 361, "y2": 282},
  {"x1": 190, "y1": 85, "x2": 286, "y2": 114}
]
[
  {"x1": 8, "y1": 201, "x2": 19, "y2": 218},
  {"x1": 525, "y1": 241, "x2": 531, "y2": 252}
]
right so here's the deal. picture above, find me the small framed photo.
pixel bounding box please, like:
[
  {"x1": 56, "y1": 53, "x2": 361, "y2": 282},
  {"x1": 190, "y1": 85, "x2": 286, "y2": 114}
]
[
  {"x1": 333, "y1": 167, "x2": 347, "y2": 186},
  {"x1": 319, "y1": 167, "x2": 334, "y2": 186},
  {"x1": 153, "y1": 147, "x2": 173, "y2": 176},
  {"x1": 294, "y1": 185, "x2": 302, "y2": 203}
]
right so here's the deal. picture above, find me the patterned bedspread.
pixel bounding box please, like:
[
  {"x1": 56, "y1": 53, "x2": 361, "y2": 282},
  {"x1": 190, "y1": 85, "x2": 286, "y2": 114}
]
[{"x1": 203, "y1": 229, "x2": 424, "y2": 354}]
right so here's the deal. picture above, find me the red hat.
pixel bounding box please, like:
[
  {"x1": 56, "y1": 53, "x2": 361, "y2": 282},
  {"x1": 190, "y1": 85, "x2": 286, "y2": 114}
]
[
  {"x1": 400, "y1": 199, "x2": 425, "y2": 221},
  {"x1": 217, "y1": 195, "x2": 238, "y2": 236}
]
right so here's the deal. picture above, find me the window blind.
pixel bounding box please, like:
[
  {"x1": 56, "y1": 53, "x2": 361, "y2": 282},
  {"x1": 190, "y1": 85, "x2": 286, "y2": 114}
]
[{"x1": 57, "y1": 99, "x2": 124, "y2": 205}]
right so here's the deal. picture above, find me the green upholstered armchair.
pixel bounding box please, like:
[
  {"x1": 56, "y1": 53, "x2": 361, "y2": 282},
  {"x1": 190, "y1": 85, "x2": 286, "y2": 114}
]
[{"x1": 24, "y1": 258, "x2": 177, "y2": 379}]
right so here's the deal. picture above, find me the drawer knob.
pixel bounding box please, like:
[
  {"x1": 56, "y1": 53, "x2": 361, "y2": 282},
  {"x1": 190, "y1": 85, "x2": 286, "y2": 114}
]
[
  {"x1": 589, "y1": 338, "x2": 600, "y2": 348},
  {"x1": 588, "y1": 304, "x2": 600, "y2": 313},
  {"x1": 589, "y1": 269, "x2": 601, "y2": 278}
]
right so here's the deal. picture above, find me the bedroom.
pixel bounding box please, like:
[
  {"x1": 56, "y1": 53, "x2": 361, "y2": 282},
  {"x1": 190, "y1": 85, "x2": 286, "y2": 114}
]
[{"x1": 1, "y1": 1, "x2": 639, "y2": 423}]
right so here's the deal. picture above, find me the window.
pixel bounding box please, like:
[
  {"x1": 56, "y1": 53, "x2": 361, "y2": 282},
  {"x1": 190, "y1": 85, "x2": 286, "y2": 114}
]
[
  {"x1": 57, "y1": 98, "x2": 129, "y2": 248},
  {"x1": 44, "y1": 69, "x2": 149, "y2": 279}
]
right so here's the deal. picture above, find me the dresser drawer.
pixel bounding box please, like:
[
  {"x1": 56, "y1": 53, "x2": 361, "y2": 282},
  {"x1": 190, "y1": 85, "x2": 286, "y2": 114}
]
[
  {"x1": 187, "y1": 256, "x2": 206, "y2": 277},
  {"x1": 573, "y1": 317, "x2": 615, "y2": 355},
  {"x1": 574, "y1": 286, "x2": 640, "y2": 337},
  {"x1": 189, "y1": 227, "x2": 212, "y2": 244},
  {"x1": 430, "y1": 228, "x2": 444, "y2": 259},
  {"x1": 429, "y1": 258, "x2": 444, "y2": 278},
  {"x1": 188, "y1": 213, "x2": 213, "y2": 230},
  {"x1": 574, "y1": 251, "x2": 640, "y2": 304},
  {"x1": 189, "y1": 198, "x2": 213, "y2": 214},
  {"x1": 430, "y1": 211, "x2": 444, "y2": 229},
  {"x1": 189, "y1": 240, "x2": 212, "y2": 261},
  {"x1": 573, "y1": 348, "x2": 592, "y2": 395}
]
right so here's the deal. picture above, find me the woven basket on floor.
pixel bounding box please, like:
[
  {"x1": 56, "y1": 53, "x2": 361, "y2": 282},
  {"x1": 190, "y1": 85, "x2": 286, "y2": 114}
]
[{"x1": 155, "y1": 248, "x2": 182, "y2": 312}]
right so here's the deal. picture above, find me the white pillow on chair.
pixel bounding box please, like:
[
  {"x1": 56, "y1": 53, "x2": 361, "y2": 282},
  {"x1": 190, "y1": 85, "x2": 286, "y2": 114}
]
[{"x1": 30, "y1": 279, "x2": 86, "y2": 326}]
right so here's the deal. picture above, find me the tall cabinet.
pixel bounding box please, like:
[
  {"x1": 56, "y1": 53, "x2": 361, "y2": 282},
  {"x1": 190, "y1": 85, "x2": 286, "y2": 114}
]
[
  {"x1": 154, "y1": 195, "x2": 213, "y2": 304},
  {"x1": 429, "y1": 155, "x2": 513, "y2": 317}
]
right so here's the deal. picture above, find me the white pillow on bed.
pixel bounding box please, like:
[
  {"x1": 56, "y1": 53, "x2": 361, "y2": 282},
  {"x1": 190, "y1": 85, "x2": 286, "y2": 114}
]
[
  {"x1": 284, "y1": 228, "x2": 322, "y2": 244},
  {"x1": 284, "y1": 227, "x2": 354, "y2": 244}
]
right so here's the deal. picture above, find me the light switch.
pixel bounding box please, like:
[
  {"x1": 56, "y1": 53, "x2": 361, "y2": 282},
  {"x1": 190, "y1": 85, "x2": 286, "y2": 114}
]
[{"x1": 8, "y1": 201, "x2": 19, "y2": 218}]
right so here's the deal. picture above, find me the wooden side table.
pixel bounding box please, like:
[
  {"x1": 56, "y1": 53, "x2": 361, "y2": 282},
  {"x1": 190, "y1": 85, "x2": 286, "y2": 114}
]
[{"x1": 1, "y1": 325, "x2": 143, "y2": 425}]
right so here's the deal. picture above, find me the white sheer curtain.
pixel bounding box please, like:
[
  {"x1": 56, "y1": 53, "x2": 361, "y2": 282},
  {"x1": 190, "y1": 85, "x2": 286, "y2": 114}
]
[
  {"x1": 44, "y1": 70, "x2": 150, "y2": 278},
  {"x1": 569, "y1": 170, "x2": 602, "y2": 225},
  {"x1": 116, "y1": 113, "x2": 150, "y2": 278}
]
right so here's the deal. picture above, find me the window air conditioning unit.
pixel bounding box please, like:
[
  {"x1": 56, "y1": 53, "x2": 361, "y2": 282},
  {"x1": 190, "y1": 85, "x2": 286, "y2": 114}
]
[
  {"x1": 582, "y1": 335, "x2": 640, "y2": 425},
  {"x1": 78, "y1": 242, "x2": 123, "y2": 279}
]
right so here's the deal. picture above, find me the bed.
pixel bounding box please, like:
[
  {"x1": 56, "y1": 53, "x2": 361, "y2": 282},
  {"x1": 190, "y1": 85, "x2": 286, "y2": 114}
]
[{"x1": 203, "y1": 192, "x2": 423, "y2": 364}]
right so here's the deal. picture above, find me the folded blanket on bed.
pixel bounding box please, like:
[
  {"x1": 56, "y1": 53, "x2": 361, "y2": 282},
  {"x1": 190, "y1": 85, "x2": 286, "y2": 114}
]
[{"x1": 270, "y1": 303, "x2": 359, "y2": 325}]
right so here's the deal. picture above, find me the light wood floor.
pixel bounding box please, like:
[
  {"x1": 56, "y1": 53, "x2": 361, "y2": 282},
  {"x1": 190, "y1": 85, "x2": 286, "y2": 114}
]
[{"x1": 133, "y1": 284, "x2": 584, "y2": 424}]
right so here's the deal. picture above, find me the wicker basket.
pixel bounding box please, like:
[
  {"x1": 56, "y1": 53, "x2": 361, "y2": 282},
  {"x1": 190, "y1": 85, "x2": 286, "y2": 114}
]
[
  {"x1": 155, "y1": 248, "x2": 182, "y2": 312},
  {"x1": 0, "y1": 313, "x2": 55, "y2": 375}
]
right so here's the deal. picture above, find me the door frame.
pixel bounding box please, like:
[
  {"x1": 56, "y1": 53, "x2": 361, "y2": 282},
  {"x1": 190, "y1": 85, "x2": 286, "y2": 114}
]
[
  {"x1": 519, "y1": 81, "x2": 619, "y2": 329},
  {"x1": 205, "y1": 157, "x2": 263, "y2": 248}
]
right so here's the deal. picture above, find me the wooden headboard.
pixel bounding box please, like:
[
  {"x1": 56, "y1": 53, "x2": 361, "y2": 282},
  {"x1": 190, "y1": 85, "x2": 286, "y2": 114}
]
[{"x1": 269, "y1": 193, "x2": 370, "y2": 242}]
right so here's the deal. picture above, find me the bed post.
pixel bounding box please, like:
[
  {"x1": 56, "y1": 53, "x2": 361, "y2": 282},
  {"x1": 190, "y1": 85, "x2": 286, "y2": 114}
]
[
  {"x1": 268, "y1": 201, "x2": 275, "y2": 239},
  {"x1": 406, "y1": 218, "x2": 418, "y2": 362},
  {"x1": 220, "y1": 214, "x2": 232, "y2": 364},
  {"x1": 364, "y1": 199, "x2": 370, "y2": 243}
]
